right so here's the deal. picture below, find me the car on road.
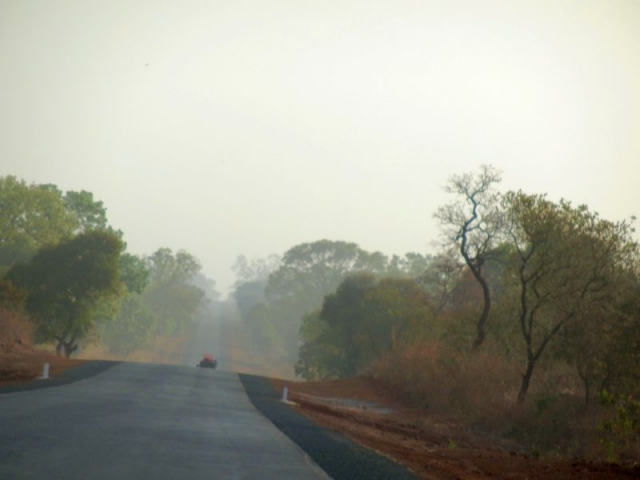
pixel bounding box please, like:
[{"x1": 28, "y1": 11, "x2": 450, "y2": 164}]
[{"x1": 198, "y1": 354, "x2": 217, "y2": 369}]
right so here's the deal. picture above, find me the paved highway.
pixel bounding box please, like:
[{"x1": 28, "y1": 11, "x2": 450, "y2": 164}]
[
  {"x1": 1, "y1": 309, "x2": 416, "y2": 480},
  {"x1": 0, "y1": 363, "x2": 330, "y2": 479}
]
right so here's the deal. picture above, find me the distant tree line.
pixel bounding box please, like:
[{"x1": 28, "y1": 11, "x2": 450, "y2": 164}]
[
  {"x1": 231, "y1": 240, "x2": 443, "y2": 372},
  {"x1": 0, "y1": 176, "x2": 218, "y2": 358}
]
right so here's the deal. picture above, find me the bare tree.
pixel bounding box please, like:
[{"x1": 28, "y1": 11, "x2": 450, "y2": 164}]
[{"x1": 434, "y1": 165, "x2": 504, "y2": 348}]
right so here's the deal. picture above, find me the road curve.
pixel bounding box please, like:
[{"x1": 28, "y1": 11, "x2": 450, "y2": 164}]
[{"x1": 0, "y1": 363, "x2": 330, "y2": 480}]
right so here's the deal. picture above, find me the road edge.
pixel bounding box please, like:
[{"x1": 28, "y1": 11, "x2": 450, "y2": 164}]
[
  {"x1": 239, "y1": 373, "x2": 417, "y2": 480},
  {"x1": 0, "y1": 360, "x2": 121, "y2": 394}
]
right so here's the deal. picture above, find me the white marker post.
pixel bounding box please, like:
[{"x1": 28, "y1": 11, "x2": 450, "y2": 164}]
[
  {"x1": 281, "y1": 386, "x2": 288, "y2": 403},
  {"x1": 40, "y1": 363, "x2": 50, "y2": 380}
]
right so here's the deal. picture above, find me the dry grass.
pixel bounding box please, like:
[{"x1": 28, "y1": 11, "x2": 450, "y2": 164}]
[
  {"x1": 78, "y1": 335, "x2": 190, "y2": 365},
  {"x1": 372, "y1": 343, "x2": 519, "y2": 424},
  {"x1": 370, "y1": 342, "x2": 640, "y2": 463},
  {"x1": 222, "y1": 320, "x2": 296, "y2": 379}
]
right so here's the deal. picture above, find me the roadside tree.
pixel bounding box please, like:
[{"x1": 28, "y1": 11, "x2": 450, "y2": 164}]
[
  {"x1": 297, "y1": 274, "x2": 432, "y2": 379},
  {"x1": 63, "y1": 190, "x2": 109, "y2": 232},
  {"x1": 0, "y1": 176, "x2": 75, "y2": 273},
  {"x1": 503, "y1": 192, "x2": 638, "y2": 404},
  {"x1": 434, "y1": 165, "x2": 504, "y2": 348},
  {"x1": 144, "y1": 248, "x2": 204, "y2": 336},
  {"x1": 265, "y1": 240, "x2": 387, "y2": 361},
  {"x1": 6, "y1": 230, "x2": 124, "y2": 358}
]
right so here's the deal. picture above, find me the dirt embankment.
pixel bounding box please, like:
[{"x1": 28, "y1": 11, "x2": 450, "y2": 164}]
[
  {"x1": 0, "y1": 347, "x2": 86, "y2": 385},
  {"x1": 272, "y1": 377, "x2": 640, "y2": 480},
  {"x1": 0, "y1": 308, "x2": 87, "y2": 385}
]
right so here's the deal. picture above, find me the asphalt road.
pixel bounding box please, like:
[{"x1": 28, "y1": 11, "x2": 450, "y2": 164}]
[
  {"x1": 0, "y1": 363, "x2": 331, "y2": 480},
  {"x1": 2, "y1": 310, "x2": 416, "y2": 480}
]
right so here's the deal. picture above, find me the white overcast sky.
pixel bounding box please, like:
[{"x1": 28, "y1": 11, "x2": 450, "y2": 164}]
[{"x1": 1, "y1": 0, "x2": 639, "y2": 295}]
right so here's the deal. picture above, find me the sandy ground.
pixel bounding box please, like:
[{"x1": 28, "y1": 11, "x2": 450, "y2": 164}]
[{"x1": 2, "y1": 350, "x2": 638, "y2": 479}]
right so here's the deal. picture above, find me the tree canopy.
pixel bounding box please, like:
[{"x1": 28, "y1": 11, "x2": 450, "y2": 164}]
[
  {"x1": 0, "y1": 177, "x2": 75, "y2": 273},
  {"x1": 0, "y1": 175, "x2": 215, "y2": 360},
  {"x1": 6, "y1": 230, "x2": 124, "y2": 357},
  {"x1": 296, "y1": 274, "x2": 432, "y2": 380},
  {"x1": 503, "y1": 191, "x2": 638, "y2": 403}
]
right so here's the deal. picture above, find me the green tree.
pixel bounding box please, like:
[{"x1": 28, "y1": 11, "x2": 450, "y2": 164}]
[
  {"x1": 100, "y1": 295, "x2": 155, "y2": 355},
  {"x1": 98, "y1": 252, "x2": 152, "y2": 354},
  {"x1": 560, "y1": 268, "x2": 640, "y2": 407},
  {"x1": 6, "y1": 230, "x2": 124, "y2": 358},
  {"x1": 295, "y1": 311, "x2": 343, "y2": 380},
  {"x1": 297, "y1": 274, "x2": 432, "y2": 379},
  {"x1": 0, "y1": 176, "x2": 75, "y2": 273},
  {"x1": 268, "y1": 241, "x2": 367, "y2": 303},
  {"x1": 318, "y1": 273, "x2": 378, "y2": 378},
  {"x1": 503, "y1": 192, "x2": 638, "y2": 404},
  {"x1": 265, "y1": 240, "x2": 387, "y2": 361},
  {"x1": 63, "y1": 190, "x2": 108, "y2": 232},
  {"x1": 434, "y1": 165, "x2": 504, "y2": 348},
  {"x1": 118, "y1": 252, "x2": 150, "y2": 295},
  {"x1": 147, "y1": 248, "x2": 201, "y2": 285},
  {"x1": 387, "y1": 252, "x2": 432, "y2": 279},
  {"x1": 144, "y1": 248, "x2": 204, "y2": 336}
]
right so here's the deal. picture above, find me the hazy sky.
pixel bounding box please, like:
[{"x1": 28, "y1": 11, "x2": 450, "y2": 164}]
[{"x1": 2, "y1": 0, "x2": 639, "y2": 295}]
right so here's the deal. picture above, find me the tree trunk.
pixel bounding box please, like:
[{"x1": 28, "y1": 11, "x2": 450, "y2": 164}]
[
  {"x1": 577, "y1": 366, "x2": 591, "y2": 412},
  {"x1": 517, "y1": 359, "x2": 535, "y2": 404},
  {"x1": 63, "y1": 341, "x2": 78, "y2": 359},
  {"x1": 583, "y1": 377, "x2": 591, "y2": 412},
  {"x1": 55, "y1": 341, "x2": 63, "y2": 357},
  {"x1": 390, "y1": 326, "x2": 397, "y2": 351},
  {"x1": 473, "y1": 279, "x2": 492, "y2": 349}
]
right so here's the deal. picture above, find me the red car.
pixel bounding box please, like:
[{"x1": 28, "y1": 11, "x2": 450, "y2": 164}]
[{"x1": 198, "y1": 354, "x2": 218, "y2": 369}]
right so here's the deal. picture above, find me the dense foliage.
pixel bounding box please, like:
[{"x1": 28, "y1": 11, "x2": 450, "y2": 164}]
[
  {"x1": 230, "y1": 241, "x2": 433, "y2": 365},
  {"x1": 6, "y1": 231, "x2": 124, "y2": 357},
  {"x1": 0, "y1": 176, "x2": 216, "y2": 357}
]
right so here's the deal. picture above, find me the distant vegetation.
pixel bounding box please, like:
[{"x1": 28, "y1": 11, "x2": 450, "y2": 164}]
[
  {"x1": 230, "y1": 165, "x2": 640, "y2": 462},
  {"x1": 0, "y1": 175, "x2": 217, "y2": 359}
]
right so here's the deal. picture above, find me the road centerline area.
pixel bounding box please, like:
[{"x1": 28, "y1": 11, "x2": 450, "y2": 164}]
[{"x1": 0, "y1": 363, "x2": 330, "y2": 480}]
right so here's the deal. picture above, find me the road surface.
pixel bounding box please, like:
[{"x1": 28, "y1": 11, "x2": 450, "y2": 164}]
[{"x1": 0, "y1": 363, "x2": 330, "y2": 480}]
